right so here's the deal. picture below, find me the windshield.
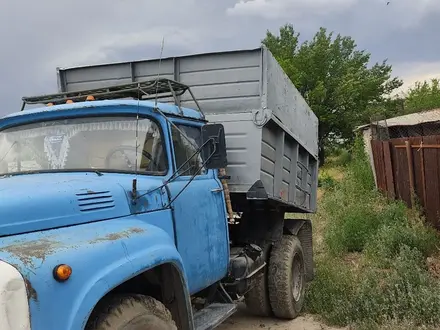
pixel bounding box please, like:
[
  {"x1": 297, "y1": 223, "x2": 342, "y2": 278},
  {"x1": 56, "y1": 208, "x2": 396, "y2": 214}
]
[{"x1": 0, "y1": 116, "x2": 167, "y2": 176}]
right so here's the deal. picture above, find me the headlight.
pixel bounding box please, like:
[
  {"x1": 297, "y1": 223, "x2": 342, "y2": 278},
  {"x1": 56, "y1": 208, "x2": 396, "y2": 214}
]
[{"x1": 0, "y1": 261, "x2": 31, "y2": 330}]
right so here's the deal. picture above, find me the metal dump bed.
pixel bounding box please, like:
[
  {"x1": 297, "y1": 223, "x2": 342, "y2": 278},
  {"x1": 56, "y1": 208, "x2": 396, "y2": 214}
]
[{"x1": 56, "y1": 47, "x2": 318, "y2": 213}]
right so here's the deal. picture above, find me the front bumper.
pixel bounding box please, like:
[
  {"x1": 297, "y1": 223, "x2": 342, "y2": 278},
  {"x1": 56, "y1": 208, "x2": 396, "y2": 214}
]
[{"x1": 0, "y1": 260, "x2": 31, "y2": 330}]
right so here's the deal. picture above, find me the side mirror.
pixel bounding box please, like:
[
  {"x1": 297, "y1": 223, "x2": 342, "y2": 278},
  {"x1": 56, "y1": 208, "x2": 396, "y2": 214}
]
[{"x1": 201, "y1": 123, "x2": 228, "y2": 169}]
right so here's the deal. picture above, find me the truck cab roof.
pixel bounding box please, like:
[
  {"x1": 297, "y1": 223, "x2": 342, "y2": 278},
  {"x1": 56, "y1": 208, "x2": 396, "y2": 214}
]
[{"x1": 3, "y1": 99, "x2": 205, "y2": 123}]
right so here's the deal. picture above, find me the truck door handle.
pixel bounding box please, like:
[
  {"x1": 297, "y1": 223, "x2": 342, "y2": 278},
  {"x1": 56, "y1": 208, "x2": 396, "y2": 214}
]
[{"x1": 211, "y1": 188, "x2": 223, "y2": 193}]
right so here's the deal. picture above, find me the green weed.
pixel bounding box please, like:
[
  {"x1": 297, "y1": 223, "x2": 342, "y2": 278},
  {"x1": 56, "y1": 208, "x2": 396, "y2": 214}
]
[
  {"x1": 318, "y1": 171, "x2": 337, "y2": 189},
  {"x1": 365, "y1": 220, "x2": 438, "y2": 267},
  {"x1": 332, "y1": 149, "x2": 352, "y2": 166},
  {"x1": 307, "y1": 134, "x2": 440, "y2": 329}
]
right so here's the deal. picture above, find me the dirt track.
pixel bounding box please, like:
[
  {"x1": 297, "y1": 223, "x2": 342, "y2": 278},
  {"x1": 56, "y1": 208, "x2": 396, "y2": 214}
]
[{"x1": 218, "y1": 305, "x2": 344, "y2": 330}]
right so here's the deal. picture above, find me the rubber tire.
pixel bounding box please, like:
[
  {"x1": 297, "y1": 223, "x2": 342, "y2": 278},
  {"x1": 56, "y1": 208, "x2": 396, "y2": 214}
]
[
  {"x1": 86, "y1": 294, "x2": 177, "y2": 330},
  {"x1": 244, "y1": 242, "x2": 273, "y2": 317},
  {"x1": 268, "y1": 235, "x2": 306, "y2": 319}
]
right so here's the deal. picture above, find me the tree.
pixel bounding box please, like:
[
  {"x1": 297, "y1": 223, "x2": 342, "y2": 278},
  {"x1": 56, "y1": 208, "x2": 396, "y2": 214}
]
[
  {"x1": 404, "y1": 78, "x2": 440, "y2": 114},
  {"x1": 365, "y1": 96, "x2": 405, "y2": 122},
  {"x1": 262, "y1": 24, "x2": 403, "y2": 164}
]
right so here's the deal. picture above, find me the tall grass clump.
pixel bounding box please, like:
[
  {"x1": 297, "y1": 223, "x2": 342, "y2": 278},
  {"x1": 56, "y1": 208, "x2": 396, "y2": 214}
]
[
  {"x1": 306, "y1": 134, "x2": 440, "y2": 329},
  {"x1": 322, "y1": 136, "x2": 387, "y2": 255},
  {"x1": 329, "y1": 148, "x2": 352, "y2": 167},
  {"x1": 318, "y1": 171, "x2": 337, "y2": 189}
]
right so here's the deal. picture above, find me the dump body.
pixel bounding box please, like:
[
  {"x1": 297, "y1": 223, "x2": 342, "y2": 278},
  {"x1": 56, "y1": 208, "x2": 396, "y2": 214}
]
[{"x1": 57, "y1": 47, "x2": 318, "y2": 213}]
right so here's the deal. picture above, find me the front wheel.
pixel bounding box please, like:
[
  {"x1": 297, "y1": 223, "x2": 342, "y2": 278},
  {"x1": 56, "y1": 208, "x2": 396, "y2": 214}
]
[
  {"x1": 86, "y1": 294, "x2": 177, "y2": 330},
  {"x1": 268, "y1": 235, "x2": 306, "y2": 319}
]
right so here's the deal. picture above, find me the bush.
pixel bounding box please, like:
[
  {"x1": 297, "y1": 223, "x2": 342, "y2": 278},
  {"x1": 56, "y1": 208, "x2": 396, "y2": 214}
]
[
  {"x1": 320, "y1": 136, "x2": 437, "y2": 256},
  {"x1": 318, "y1": 171, "x2": 337, "y2": 189},
  {"x1": 365, "y1": 221, "x2": 439, "y2": 267},
  {"x1": 308, "y1": 134, "x2": 440, "y2": 329},
  {"x1": 325, "y1": 202, "x2": 384, "y2": 254},
  {"x1": 358, "y1": 246, "x2": 440, "y2": 327},
  {"x1": 348, "y1": 135, "x2": 375, "y2": 191},
  {"x1": 307, "y1": 247, "x2": 440, "y2": 328},
  {"x1": 305, "y1": 256, "x2": 356, "y2": 325},
  {"x1": 332, "y1": 149, "x2": 352, "y2": 167}
]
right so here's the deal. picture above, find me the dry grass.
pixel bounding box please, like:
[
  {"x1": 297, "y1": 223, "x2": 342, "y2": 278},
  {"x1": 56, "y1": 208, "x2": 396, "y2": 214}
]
[
  {"x1": 427, "y1": 254, "x2": 440, "y2": 279},
  {"x1": 321, "y1": 166, "x2": 345, "y2": 182}
]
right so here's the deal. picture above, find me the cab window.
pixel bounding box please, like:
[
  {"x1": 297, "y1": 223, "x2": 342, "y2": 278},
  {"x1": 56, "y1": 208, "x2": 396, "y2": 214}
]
[{"x1": 171, "y1": 124, "x2": 206, "y2": 176}]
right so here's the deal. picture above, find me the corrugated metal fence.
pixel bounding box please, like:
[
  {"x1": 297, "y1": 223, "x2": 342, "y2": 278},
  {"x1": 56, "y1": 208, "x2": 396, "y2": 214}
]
[{"x1": 371, "y1": 135, "x2": 440, "y2": 229}]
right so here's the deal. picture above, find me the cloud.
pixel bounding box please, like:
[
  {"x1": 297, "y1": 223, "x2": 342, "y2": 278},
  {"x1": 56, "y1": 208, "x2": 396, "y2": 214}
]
[
  {"x1": 392, "y1": 61, "x2": 440, "y2": 96},
  {"x1": 0, "y1": 1, "x2": 214, "y2": 71},
  {"x1": 0, "y1": 0, "x2": 235, "y2": 115},
  {"x1": 52, "y1": 26, "x2": 210, "y2": 70},
  {"x1": 226, "y1": 0, "x2": 356, "y2": 19},
  {"x1": 0, "y1": 0, "x2": 439, "y2": 118},
  {"x1": 225, "y1": 0, "x2": 440, "y2": 57},
  {"x1": 226, "y1": 0, "x2": 440, "y2": 24}
]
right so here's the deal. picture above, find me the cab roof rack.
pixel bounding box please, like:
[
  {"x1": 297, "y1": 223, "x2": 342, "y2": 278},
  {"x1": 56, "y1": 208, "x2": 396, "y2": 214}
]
[{"x1": 20, "y1": 78, "x2": 204, "y2": 118}]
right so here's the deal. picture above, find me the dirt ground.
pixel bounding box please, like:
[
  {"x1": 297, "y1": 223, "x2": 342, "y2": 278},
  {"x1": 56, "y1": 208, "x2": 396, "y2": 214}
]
[{"x1": 218, "y1": 305, "x2": 345, "y2": 330}]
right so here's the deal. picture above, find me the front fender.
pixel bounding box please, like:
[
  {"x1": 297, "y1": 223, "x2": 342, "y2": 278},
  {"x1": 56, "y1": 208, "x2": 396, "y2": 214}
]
[{"x1": 0, "y1": 211, "x2": 189, "y2": 330}]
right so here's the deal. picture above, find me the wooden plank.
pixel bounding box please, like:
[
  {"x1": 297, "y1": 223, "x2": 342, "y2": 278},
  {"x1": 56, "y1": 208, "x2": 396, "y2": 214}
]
[
  {"x1": 391, "y1": 138, "x2": 411, "y2": 206},
  {"x1": 382, "y1": 141, "x2": 395, "y2": 199},
  {"x1": 420, "y1": 144, "x2": 427, "y2": 208},
  {"x1": 406, "y1": 140, "x2": 415, "y2": 208},
  {"x1": 410, "y1": 137, "x2": 425, "y2": 208},
  {"x1": 371, "y1": 140, "x2": 386, "y2": 192},
  {"x1": 390, "y1": 141, "x2": 401, "y2": 199},
  {"x1": 422, "y1": 135, "x2": 440, "y2": 229}
]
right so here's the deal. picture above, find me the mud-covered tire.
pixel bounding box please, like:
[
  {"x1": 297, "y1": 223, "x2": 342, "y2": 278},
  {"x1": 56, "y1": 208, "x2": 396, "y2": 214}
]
[
  {"x1": 268, "y1": 235, "x2": 306, "y2": 319},
  {"x1": 86, "y1": 294, "x2": 177, "y2": 330},
  {"x1": 244, "y1": 242, "x2": 272, "y2": 316}
]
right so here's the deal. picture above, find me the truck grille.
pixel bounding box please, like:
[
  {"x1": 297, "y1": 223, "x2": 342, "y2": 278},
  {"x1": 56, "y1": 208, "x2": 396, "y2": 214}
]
[{"x1": 76, "y1": 191, "x2": 115, "y2": 212}]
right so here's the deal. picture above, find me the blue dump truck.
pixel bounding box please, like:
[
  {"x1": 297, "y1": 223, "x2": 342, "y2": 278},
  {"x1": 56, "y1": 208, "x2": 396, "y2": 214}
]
[{"x1": 0, "y1": 47, "x2": 318, "y2": 330}]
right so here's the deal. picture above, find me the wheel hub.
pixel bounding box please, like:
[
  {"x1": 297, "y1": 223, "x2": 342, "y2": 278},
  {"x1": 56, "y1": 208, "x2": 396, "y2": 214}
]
[{"x1": 291, "y1": 254, "x2": 303, "y2": 301}]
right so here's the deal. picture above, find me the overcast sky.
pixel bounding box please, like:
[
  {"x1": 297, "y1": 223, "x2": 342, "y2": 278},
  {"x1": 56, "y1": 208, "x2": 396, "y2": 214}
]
[{"x1": 1, "y1": 0, "x2": 439, "y2": 116}]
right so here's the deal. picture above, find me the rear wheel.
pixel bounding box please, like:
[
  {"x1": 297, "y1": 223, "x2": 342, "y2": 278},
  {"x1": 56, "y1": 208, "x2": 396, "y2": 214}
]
[
  {"x1": 268, "y1": 235, "x2": 305, "y2": 319},
  {"x1": 86, "y1": 294, "x2": 177, "y2": 330}
]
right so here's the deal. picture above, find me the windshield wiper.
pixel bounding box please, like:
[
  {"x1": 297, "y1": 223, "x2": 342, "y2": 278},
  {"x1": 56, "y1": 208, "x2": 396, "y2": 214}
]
[{"x1": 0, "y1": 141, "x2": 18, "y2": 163}]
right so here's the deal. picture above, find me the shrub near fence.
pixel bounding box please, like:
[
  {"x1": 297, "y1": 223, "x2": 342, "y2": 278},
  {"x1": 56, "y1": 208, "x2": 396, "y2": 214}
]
[
  {"x1": 306, "y1": 138, "x2": 440, "y2": 329},
  {"x1": 371, "y1": 135, "x2": 440, "y2": 229}
]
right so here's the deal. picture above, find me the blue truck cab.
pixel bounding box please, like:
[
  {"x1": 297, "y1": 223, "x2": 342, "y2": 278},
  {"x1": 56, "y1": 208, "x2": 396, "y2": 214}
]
[{"x1": 0, "y1": 48, "x2": 318, "y2": 330}]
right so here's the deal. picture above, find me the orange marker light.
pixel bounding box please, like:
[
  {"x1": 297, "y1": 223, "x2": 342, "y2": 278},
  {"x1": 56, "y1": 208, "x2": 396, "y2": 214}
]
[
  {"x1": 53, "y1": 264, "x2": 72, "y2": 282},
  {"x1": 86, "y1": 95, "x2": 95, "y2": 101},
  {"x1": 66, "y1": 100, "x2": 74, "y2": 104}
]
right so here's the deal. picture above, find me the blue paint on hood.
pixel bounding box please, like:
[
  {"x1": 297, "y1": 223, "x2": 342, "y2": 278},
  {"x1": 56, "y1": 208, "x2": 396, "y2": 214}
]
[
  {"x1": 0, "y1": 213, "x2": 183, "y2": 330},
  {"x1": 0, "y1": 172, "x2": 167, "y2": 237}
]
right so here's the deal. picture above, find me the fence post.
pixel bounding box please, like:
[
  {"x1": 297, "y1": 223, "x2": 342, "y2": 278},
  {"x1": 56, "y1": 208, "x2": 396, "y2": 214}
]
[
  {"x1": 419, "y1": 141, "x2": 427, "y2": 207},
  {"x1": 405, "y1": 140, "x2": 415, "y2": 208}
]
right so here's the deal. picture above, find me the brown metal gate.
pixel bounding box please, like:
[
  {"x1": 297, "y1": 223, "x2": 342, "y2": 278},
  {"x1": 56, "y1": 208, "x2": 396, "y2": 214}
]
[{"x1": 371, "y1": 135, "x2": 440, "y2": 229}]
